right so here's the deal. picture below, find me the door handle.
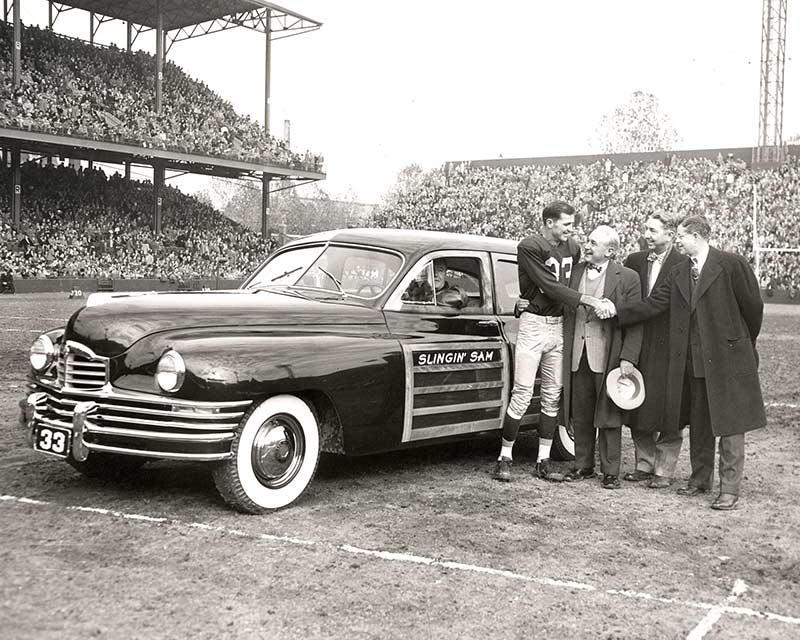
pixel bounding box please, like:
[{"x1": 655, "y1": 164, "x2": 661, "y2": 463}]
[{"x1": 477, "y1": 320, "x2": 498, "y2": 328}]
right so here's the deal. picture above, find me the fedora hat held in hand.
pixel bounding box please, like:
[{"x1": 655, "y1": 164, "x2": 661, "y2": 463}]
[{"x1": 606, "y1": 366, "x2": 646, "y2": 410}]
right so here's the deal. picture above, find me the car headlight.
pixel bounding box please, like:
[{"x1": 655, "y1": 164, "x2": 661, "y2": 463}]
[
  {"x1": 30, "y1": 335, "x2": 55, "y2": 372},
  {"x1": 156, "y1": 350, "x2": 185, "y2": 393}
]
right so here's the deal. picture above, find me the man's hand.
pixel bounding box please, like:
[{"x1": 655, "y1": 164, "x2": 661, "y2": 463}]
[
  {"x1": 514, "y1": 298, "x2": 529, "y2": 318},
  {"x1": 619, "y1": 359, "x2": 635, "y2": 378},
  {"x1": 595, "y1": 298, "x2": 617, "y2": 320},
  {"x1": 579, "y1": 294, "x2": 603, "y2": 310}
]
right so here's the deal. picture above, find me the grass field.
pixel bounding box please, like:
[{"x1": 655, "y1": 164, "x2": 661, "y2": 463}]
[{"x1": 1, "y1": 294, "x2": 799, "y2": 639}]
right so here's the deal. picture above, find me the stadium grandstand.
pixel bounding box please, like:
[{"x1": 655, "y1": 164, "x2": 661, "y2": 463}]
[
  {"x1": 372, "y1": 150, "x2": 800, "y2": 297},
  {"x1": 1, "y1": 0, "x2": 323, "y2": 242},
  {"x1": 1, "y1": 161, "x2": 269, "y2": 282},
  {"x1": 1, "y1": 0, "x2": 324, "y2": 291}
]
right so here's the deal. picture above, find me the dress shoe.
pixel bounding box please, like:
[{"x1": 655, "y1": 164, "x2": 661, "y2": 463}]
[
  {"x1": 711, "y1": 493, "x2": 739, "y2": 510},
  {"x1": 491, "y1": 457, "x2": 512, "y2": 482},
  {"x1": 534, "y1": 459, "x2": 565, "y2": 482},
  {"x1": 564, "y1": 467, "x2": 596, "y2": 482},
  {"x1": 677, "y1": 485, "x2": 709, "y2": 497},
  {"x1": 602, "y1": 474, "x2": 621, "y2": 489},
  {"x1": 647, "y1": 475, "x2": 671, "y2": 489},
  {"x1": 623, "y1": 469, "x2": 653, "y2": 482}
]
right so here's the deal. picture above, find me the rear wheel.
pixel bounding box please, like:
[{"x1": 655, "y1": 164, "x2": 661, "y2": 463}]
[
  {"x1": 213, "y1": 394, "x2": 320, "y2": 514},
  {"x1": 551, "y1": 419, "x2": 575, "y2": 461},
  {"x1": 68, "y1": 453, "x2": 147, "y2": 479}
]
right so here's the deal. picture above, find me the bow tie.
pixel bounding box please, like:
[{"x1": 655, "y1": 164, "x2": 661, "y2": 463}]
[
  {"x1": 647, "y1": 252, "x2": 665, "y2": 263},
  {"x1": 587, "y1": 263, "x2": 602, "y2": 273}
]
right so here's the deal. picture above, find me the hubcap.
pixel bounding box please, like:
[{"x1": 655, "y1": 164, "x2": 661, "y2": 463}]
[{"x1": 251, "y1": 414, "x2": 305, "y2": 489}]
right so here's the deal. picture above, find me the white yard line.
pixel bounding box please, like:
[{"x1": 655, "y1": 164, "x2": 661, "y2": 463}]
[
  {"x1": 1, "y1": 494, "x2": 799, "y2": 630},
  {"x1": 686, "y1": 579, "x2": 748, "y2": 639},
  {"x1": 766, "y1": 402, "x2": 800, "y2": 409},
  {"x1": 0, "y1": 316, "x2": 68, "y2": 322},
  {"x1": 0, "y1": 328, "x2": 47, "y2": 333}
]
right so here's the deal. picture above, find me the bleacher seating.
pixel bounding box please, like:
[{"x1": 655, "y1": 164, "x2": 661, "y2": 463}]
[{"x1": 0, "y1": 22, "x2": 322, "y2": 172}]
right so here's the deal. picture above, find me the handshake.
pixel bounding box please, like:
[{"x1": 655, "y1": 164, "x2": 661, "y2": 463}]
[
  {"x1": 582, "y1": 295, "x2": 617, "y2": 320},
  {"x1": 513, "y1": 296, "x2": 617, "y2": 319}
]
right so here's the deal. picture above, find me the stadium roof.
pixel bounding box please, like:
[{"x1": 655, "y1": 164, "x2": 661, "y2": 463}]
[
  {"x1": 51, "y1": 1, "x2": 321, "y2": 37},
  {"x1": 0, "y1": 127, "x2": 325, "y2": 182}
]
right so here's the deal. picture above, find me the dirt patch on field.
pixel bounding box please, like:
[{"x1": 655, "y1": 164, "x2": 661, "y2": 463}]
[{"x1": 1, "y1": 296, "x2": 799, "y2": 639}]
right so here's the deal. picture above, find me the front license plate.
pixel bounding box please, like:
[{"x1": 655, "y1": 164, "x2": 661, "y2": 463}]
[{"x1": 34, "y1": 425, "x2": 71, "y2": 459}]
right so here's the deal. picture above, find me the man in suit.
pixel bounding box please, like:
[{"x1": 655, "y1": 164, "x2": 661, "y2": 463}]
[
  {"x1": 622, "y1": 212, "x2": 690, "y2": 488},
  {"x1": 600, "y1": 215, "x2": 765, "y2": 510},
  {"x1": 562, "y1": 225, "x2": 643, "y2": 489}
]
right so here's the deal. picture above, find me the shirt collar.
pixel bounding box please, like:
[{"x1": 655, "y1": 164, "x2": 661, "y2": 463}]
[{"x1": 692, "y1": 244, "x2": 710, "y2": 272}]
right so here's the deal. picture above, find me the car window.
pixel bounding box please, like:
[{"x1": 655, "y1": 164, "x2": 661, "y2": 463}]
[
  {"x1": 244, "y1": 245, "x2": 325, "y2": 289},
  {"x1": 248, "y1": 243, "x2": 402, "y2": 298},
  {"x1": 493, "y1": 258, "x2": 520, "y2": 315},
  {"x1": 399, "y1": 256, "x2": 483, "y2": 312}
]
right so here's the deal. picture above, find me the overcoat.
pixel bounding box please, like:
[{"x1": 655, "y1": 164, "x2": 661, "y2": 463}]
[
  {"x1": 562, "y1": 261, "x2": 643, "y2": 430},
  {"x1": 617, "y1": 246, "x2": 765, "y2": 437},
  {"x1": 622, "y1": 247, "x2": 690, "y2": 432}
]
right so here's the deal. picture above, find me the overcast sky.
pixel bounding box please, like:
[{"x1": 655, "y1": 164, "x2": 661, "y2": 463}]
[{"x1": 16, "y1": 0, "x2": 800, "y2": 204}]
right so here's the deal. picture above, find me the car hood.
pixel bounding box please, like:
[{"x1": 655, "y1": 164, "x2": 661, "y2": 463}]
[{"x1": 66, "y1": 289, "x2": 385, "y2": 357}]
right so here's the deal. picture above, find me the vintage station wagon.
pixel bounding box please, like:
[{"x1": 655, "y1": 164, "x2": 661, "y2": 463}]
[{"x1": 21, "y1": 229, "x2": 574, "y2": 513}]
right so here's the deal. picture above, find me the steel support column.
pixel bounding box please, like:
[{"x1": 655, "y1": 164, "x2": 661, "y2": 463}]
[
  {"x1": 153, "y1": 165, "x2": 164, "y2": 234},
  {"x1": 48, "y1": 1, "x2": 53, "y2": 29},
  {"x1": 261, "y1": 174, "x2": 270, "y2": 239},
  {"x1": 125, "y1": 21, "x2": 132, "y2": 181},
  {"x1": 12, "y1": 0, "x2": 21, "y2": 88},
  {"x1": 261, "y1": 12, "x2": 272, "y2": 239},
  {"x1": 756, "y1": 0, "x2": 788, "y2": 163},
  {"x1": 11, "y1": 147, "x2": 21, "y2": 228},
  {"x1": 264, "y1": 9, "x2": 272, "y2": 133},
  {"x1": 155, "y1": 5, "x2": 164, "y2": 114},
  {"x1": 89, "y1": 12, "x2": 94, "y2": 44}
]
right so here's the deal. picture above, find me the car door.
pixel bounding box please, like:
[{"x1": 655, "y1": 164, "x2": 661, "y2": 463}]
[{"x1": 383, "y1": 250, "x2": 510, "y2": 444}]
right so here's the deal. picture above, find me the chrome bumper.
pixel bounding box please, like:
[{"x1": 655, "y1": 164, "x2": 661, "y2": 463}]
[{"x1": 22, "y1": 382, "x2": 251, "y2": 462}]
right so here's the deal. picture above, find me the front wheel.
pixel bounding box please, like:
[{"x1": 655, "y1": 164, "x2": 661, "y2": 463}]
[{"x1": 213, "y1": 395, "x2": 320, "y2": 514}]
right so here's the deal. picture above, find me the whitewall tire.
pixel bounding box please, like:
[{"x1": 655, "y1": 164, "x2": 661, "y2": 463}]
[
  {"x1": 551, "y1": 420, "x2": 575, "y2": 461},
  {"x1": 213, "y1": 394, "x2": 320, "y2": 513}
]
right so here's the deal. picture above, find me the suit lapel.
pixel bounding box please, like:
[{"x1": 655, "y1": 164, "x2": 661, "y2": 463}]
[
  {"x1": 676, "y1": 262, "x2": 692, "y2": 305},
  {"x1": 654, "y1": 246, "x2": 679, "y2": 290},
  {"x1": 636, "y1": 254, "x2": 649, "y2": 296},
  {"x1": 571, "y1": 262, "x2": 587, "y2": 290},
  {"x1": 603, "y1": 261, "x2": 621, "y2": 299},
  {"x1": 691, "y1": 247, "x2": 722, "y2": 311}
]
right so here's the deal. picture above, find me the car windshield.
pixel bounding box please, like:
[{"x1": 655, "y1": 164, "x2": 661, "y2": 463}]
[{"x1": 245, "y1": 243, "x2": 403, "y2": 298}]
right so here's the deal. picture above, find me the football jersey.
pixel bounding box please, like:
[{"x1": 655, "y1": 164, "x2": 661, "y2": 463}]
[{"x1": 518, "y1": 234, "x2": 582, "y2": 316}]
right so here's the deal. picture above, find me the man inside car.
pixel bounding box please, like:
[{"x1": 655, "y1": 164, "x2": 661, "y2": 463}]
[{"x1": 403, "y1": 259, "x2": 468, "y2": 309}]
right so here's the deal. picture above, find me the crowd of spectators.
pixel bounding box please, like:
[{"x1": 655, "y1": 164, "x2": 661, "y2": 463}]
[
  {"x1": 374, "y1": 154, "x2": 800, "y2": 292},
  {"x1": 2, "y1": 154, "x2": 799, "y2": 292},
  {"x1": 0, "y1": 163, "x2": 274, "y2": 280},
  {"x1": 0, "y1": 23, "x2": 323, "y2": 172}
]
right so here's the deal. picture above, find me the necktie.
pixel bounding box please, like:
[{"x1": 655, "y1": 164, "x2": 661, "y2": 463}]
[
  {"x1": 647, "y1": 252, "x2": 659, "y2": 262},
  {"x1": 690, "y1": 259, "x2": 700, "y2": 284},
  {"x1": 587, "y1": 263, "x2": 602, "y2": 273}
]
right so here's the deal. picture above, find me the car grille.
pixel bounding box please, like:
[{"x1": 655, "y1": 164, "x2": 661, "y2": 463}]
[
  {"x1": 32, "y1": 342, "x2": 251, "y2": 460},
  {"x1": 57, "y1": 342, "x2": 108, "y2": 390}
]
